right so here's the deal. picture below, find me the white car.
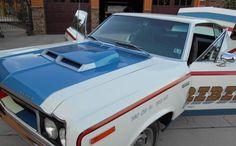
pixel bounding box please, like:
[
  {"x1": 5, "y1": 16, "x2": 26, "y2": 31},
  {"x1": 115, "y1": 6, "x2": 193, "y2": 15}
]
[{"x1": 1, "y1": 12, "x2": 236, "y2": 146}]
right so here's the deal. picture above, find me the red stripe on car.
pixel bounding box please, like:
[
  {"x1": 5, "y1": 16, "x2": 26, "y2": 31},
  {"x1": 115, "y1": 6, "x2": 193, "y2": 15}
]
[
  {"x1": 191, "y1": 71, "x2": 236, "y2": 76},
  {"x1": 66, "y1": 29, "x2": 76, "y2": 40},
  {"x1": 228, "y1": 48, "x2": 236, "y2": 53},
  {"x1": 76, "y1": 73, "x2": 191, "y2": 146},
  {"x1": 0, "y1": 90, "x2": 7, "y2": 100}
]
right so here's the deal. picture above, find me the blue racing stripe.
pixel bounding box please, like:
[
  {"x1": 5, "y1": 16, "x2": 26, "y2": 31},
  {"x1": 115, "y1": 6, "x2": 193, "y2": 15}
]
[
  {"x1": 183, "y1": 109, "x2": 236, "y2": 116},
  {"x1": 178, "y1": 12, "x2": 236, "y2": 23},
  {"x1": 0, "y1": 41, "x2": 150, "y2": 106}
]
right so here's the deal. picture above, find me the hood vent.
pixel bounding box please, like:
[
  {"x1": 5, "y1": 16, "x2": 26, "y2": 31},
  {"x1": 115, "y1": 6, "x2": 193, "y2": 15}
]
[
  {"x1": 61, "y1": 58, "x2": 82, "y2": 69},
  {"x1": 42, "y1": 49, "x2": 120, "y2": 72},
  {"x1": 43, "y1": 51, "x2": 58, "y2": 60}
]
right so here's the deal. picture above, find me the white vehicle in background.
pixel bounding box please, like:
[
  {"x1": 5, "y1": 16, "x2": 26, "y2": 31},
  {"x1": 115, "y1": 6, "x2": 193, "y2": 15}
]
[
  {"x1": 1, "y1": 11, "x2": 236, "y2": 146},
  {"x1": 178, "y1": 7, "x2": 236, "y2": 55},
  {"x1": 65, "y1": 10, "x2": 88, "y2": 41},
  {"x1": 178, "y1": 7, "x2": 236, "y2": 31}
]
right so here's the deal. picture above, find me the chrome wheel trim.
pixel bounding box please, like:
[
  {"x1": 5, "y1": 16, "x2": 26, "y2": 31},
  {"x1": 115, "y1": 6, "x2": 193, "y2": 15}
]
[{"x1": 131, "y1": 128, "x2": 154, "y2": 146}]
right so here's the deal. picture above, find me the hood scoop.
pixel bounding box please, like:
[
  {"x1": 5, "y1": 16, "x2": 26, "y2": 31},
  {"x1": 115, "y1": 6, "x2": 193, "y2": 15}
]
[{"x1": 42, "y1": 49, "x2": 119, "y2": 72}]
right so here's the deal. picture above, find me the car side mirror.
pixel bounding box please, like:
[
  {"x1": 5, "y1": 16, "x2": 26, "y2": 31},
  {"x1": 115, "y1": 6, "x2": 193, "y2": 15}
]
[{"x1": 221, "y1": 52, "x2": 236, "y2": 63}]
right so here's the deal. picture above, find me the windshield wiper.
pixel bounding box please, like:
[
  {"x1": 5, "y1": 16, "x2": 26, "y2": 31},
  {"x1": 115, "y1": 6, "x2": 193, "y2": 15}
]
[
  {"x1": 87, "y1": 35, "x2": 98, "y2": 41},
  {"x1": 116, "y1": 41, "x2": 151, "y2": 57}
]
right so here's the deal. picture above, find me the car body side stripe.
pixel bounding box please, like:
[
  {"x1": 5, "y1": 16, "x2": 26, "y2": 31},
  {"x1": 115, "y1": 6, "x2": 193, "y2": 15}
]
[
  {"x1": 0, "y1": 90, "x2": 7, "y2": 100},
  {"x1": 76, "y1": 73, "x2": 191, "y2": 146},
  {"x1": 228, "y1": 48, "x2": 236, "y2": 53},
  {"x1": 191, "y1": 71, "x2": 236, "y2": 76},
  {"x1": 65, "y1": 30, "x2": 76, "y2": 40}
]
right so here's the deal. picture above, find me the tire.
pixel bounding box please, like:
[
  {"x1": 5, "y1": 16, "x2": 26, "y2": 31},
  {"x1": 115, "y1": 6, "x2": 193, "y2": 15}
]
[{"x1": 131, "y1": 122, "x2": 160, "y2": 146}]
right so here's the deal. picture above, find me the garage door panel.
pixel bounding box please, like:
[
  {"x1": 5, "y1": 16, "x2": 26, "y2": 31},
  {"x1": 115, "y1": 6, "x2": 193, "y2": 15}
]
[{"x1": 45, "y1": 1, "x2": 90, "y2": 34}]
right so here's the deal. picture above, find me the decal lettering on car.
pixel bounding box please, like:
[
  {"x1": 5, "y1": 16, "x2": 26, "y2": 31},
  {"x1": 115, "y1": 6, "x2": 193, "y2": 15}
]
[{"x1": 187, "y1": 86, "x2": 236, "y2": 104}]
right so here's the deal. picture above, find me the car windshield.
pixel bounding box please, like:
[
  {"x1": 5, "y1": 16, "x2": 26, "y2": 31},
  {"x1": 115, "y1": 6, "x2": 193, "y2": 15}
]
[{"x1": 91, "y1": 15, "x2": 189, "y2": 59}]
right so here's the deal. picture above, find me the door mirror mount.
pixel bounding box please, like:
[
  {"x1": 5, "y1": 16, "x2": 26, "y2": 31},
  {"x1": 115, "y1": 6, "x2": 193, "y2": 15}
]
[
  {"x1": 217, "y1": 52, "x2": 236, "y2": 67},
  {"x1": 221, "y1": 52, "x2": 236, "y2": 63}
]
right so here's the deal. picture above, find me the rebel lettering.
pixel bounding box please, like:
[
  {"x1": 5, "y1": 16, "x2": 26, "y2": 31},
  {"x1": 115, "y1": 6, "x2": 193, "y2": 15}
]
[
  {"x1": 207, "y1": 86, "x2": 223, "y2": 101},
  {"x1": 221, "y1": 86, "x2": 236, "y2": 101},
  {"x1": 187, "y1": 87, "x2": 196, "y2": 102},
  {"x1": 187, "y1": 86, "x2": 236, "y2": 103},
  {"x1": 194, "y1": 87, "x2": 210, "y2": 102}
]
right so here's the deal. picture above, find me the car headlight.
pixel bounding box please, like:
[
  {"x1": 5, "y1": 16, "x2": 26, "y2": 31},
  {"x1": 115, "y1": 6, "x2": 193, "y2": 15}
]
[
  {"x1": 44, "y1": 118, "x2": 58, "y2": 140},
  {"x1": 59, "y1": 128, "x2": 66, "y2": 146}
]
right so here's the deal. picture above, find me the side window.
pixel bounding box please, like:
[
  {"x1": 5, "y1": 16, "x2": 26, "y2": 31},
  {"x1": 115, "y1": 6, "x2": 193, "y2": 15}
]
[
  {"x1": 197, "y1": 30, "x2": 226, "y2": 62},
  {"x1": 213, "y1": 25, "x2": 223, "y2": 38},
  {"x1": 188, "y1": 24, "x2": 215, "y2": 65},
  {"x1": 194, "y1": 25, "x2": 214, "y2": 37},
  {"x1": 188, "y1": 23, "x2": 224, "y2": 65}
]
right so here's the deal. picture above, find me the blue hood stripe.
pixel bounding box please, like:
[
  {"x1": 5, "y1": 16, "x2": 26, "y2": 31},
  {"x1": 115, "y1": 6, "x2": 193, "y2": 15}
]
[{"x1": 0, "y1": 42, "x2": 149, "y2": 106}]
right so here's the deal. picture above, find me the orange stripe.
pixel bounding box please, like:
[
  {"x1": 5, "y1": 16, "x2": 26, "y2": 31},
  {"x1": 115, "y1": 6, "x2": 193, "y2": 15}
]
[
  {"x1": 90, "y1": 126, "x2": 116, "y2": 145},
  {"x1": 77, "y1": 73, "x2": 191, "y2": 146}
]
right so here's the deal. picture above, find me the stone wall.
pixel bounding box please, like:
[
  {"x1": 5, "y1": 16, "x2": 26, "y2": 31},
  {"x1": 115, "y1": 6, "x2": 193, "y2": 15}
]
[
  {"x1": 206, "y1": 0, "x2": 225, "y2": 7},
  {"x1": 91, "y1": 9, "x2": 99, "y2": 31},
  {"x1": 32, "y1": 7, "x2": 46, "y2": 34}
]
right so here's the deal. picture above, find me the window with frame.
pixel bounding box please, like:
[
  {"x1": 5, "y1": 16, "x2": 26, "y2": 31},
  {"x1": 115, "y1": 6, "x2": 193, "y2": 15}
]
[
  {"x1": 175, "y1": 0, "x2": 192, "y2": 6},
  {"x1": 153, "y1": 0, "x2": 170, "y2": 6},
  {"x1": 188, "y1": 23, "x2": 224, "y2": 65}
]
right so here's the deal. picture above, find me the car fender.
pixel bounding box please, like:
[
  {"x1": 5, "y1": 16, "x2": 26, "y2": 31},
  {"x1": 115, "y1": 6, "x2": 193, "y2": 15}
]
[{"x1": 128, "y1": 108, "x2": 175, "y2": 146}]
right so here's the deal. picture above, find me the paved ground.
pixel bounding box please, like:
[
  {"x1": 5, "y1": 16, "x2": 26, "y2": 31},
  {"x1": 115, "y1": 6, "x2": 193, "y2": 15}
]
[
  {"x1": 0, "y1": 27, "x2": 65, "y2": 50},
  {"x1": 0, "y1": 28, "x2": 64, "y2": 146},
  {"x1": 0, "y1": 29, "x2": 236, "y2": 146},
  {"x1": 158, "y1": 115, "x2": 236, "y2": 146}
]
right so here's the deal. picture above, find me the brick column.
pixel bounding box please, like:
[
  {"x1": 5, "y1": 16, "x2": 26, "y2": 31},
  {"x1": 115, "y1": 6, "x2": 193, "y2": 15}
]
[
  {"x1": 31, "y1": 0, "x2": 46, "y2": 34},
  {"x1": 144, "y1": 0, "x2": 152, "y2": 13},
  {"x1": 91, "y1": 0, "x2": 99, "y2": 30}
]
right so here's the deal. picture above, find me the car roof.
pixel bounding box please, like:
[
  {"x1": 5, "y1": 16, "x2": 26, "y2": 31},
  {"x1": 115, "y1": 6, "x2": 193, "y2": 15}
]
[{"x1": 114, "y1": 13, "x2": 211, "y2": 25}]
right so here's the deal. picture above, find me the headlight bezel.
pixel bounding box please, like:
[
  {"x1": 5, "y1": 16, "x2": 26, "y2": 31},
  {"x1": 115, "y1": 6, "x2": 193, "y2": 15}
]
[
  {"x1": 44, "y1": 117, "x2": 59, "y2": 140},
  {"x1": 40, "y1": 113, "x2": 66, "y2": 146}
]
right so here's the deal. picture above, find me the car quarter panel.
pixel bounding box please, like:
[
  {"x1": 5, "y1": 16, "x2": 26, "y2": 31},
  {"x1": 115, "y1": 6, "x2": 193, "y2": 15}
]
[{"x1": 52, "y1": 58, "x2": 190, "y2": 146}]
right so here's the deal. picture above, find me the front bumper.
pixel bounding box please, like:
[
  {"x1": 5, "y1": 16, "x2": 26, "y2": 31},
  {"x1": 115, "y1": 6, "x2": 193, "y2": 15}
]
[{"x1": 0, "y1": 102, "x2": 54, "y2": 146}]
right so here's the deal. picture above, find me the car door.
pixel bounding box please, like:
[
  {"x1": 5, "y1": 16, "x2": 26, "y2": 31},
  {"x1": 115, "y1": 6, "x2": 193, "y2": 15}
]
[
  {"x1": 185, "y1": 23, "x2": 236, "y2": 115},
  {"x1": 65, "y1": 10, "x2": 88, "y2": 42}
]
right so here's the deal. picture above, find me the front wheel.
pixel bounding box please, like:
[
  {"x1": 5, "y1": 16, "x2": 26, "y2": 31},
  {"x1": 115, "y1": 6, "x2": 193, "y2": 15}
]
[{"x1": 131, "y1": 122, "x2": 160, "y2": 146}]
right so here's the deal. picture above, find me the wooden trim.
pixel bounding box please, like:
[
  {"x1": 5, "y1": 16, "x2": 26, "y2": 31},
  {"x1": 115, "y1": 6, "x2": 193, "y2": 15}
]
[
  {"x1": 144, "y1": 0, "x2": 152, "y2": 12},
  {"x1": 31, "y1": 0, "x2": 44, "y2": 8},
  {"x1": 91, "y1": 0, "x2": 99, "y2": 9}
]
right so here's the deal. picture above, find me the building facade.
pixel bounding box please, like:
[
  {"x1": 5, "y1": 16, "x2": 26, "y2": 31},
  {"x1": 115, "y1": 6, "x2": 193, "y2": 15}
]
[{"x1": 31, "y1": 0, "x2": 205, "y2": 34}]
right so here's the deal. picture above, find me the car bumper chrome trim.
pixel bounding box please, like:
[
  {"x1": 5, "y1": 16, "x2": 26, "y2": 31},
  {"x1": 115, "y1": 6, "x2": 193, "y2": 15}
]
[{"x1": 0, "y1": 102, "x2": 54, "y2": 146}]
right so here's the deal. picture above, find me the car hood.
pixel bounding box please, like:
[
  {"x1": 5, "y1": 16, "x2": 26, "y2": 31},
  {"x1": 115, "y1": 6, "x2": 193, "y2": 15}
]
[{"x1": 0, "y1": 41, "x2": 152, "y2": 113}]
